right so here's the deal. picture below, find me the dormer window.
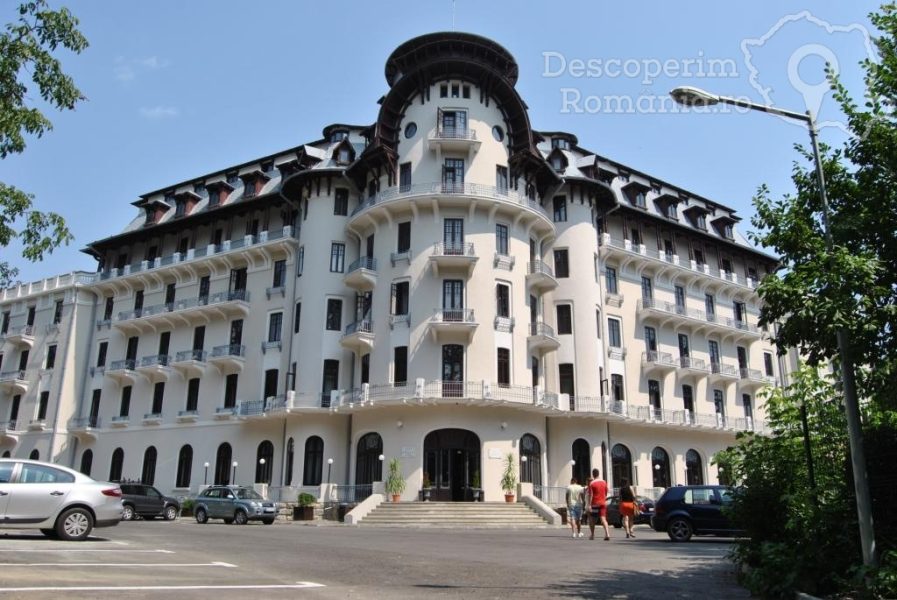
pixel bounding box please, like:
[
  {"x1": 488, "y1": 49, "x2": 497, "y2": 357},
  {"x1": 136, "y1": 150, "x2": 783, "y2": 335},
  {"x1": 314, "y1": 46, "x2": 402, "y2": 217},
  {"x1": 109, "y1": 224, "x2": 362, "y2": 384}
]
[
  {"x1": 683, "y1": 204, "x2": 710, "y2": 231},
  {"x1": 226, "y1": 172, "x2": 239, "y2": 185},
  {"x1": 711, "y1": 215, "x2": 737, "y2": 240},
  {"x1": 174, "y1": 198, "x2": 186, "y2": 217},
  {"x1": 338, "y1": 148, "x2": 350, "y2": 163},
  {"x1": 551, "y1": 138, "x2": 570, "y2": 150},
  {"x1": 724, "y1": 223, "x2": 733, "y2": 239},
  {"x1": 547, "y1": 148, "x2": 568, "y2": 174},
  {"x1": 634, "y1": 191, "x2": 646, "y2": 208},
  {"x1": 206, "y1": 180, "x2": 235, "y2": 208},
  {"x1": 332, "y1": 139, "x2": 355, "y2": 165},
  {"x1": 261, "y1": 160, "x2": 274, "y2": 173},
  {"x1": 330, "y1": 130, "x2": 348, "y2": 143},
  {"x1": 141, "y1": 200, "x2": 169, "y2": 226},
  {"x1": 144, "y1": 206, "x2": 155, "y2": 225},
  {"x1": 240, "y1": 170, "x2": 270, "y2": 199},
  {"x1": 193, "y1": 183, "x2": 205, "y2": 195},
  {"x1": 696, "y1": 213, "x2": 707, "y2": 230}
]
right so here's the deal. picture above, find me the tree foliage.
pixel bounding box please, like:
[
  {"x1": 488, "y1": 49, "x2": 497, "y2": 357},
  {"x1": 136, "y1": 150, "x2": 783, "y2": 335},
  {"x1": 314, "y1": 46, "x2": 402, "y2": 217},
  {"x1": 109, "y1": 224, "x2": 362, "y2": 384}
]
[{"x1": 0, "y1": 1, "x2": 87, "y2": 287}]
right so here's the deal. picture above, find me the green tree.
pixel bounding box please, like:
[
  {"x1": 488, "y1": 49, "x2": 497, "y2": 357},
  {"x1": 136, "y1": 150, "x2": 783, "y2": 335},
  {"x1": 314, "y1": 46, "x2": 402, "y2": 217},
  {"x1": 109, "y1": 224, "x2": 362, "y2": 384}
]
[{"x1": 0, "y1": 1, "x2": 87, "y2": 287}]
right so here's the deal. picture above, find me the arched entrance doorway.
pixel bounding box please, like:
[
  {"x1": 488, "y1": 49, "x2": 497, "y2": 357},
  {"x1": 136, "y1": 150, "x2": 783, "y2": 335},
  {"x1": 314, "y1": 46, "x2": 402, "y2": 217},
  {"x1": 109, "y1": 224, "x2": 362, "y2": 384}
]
[{"x1": 424, "y1": 429, "x2": 480, "y2": 501}]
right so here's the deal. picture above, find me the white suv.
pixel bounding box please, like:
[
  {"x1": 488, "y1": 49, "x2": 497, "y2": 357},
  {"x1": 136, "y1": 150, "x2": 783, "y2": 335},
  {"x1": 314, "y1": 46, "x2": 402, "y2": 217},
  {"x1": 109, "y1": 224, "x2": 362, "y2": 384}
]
[{"x1": 0, "y1": 459, "x2": 123, "y2": 540}]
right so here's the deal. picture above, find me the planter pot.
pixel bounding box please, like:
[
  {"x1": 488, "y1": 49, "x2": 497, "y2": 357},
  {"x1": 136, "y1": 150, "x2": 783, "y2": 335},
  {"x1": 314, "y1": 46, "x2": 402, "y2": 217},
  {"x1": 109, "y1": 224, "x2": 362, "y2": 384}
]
[
  {"x1": 292, "y1": 506, "x2": 315, "y2": 521},
  {"x1": 422, "y1": 488, "x2": 432, "y2": 502},
  {"x1": 470, "y1": 488, "x2": 482, "y2": 502},
  {"x1": 391, "y1": 494, "x2": 401, "y2": 503},
  {"x1": 504, "y1": 493, "x2": 515, "y2": 503}
]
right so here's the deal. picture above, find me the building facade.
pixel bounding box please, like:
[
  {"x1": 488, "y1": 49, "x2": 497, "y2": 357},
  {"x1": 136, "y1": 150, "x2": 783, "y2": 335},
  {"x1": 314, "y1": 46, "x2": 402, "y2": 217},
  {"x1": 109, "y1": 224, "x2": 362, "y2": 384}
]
[{"x1": 0, "y1": 33, "x2": 781, "y2": 502}]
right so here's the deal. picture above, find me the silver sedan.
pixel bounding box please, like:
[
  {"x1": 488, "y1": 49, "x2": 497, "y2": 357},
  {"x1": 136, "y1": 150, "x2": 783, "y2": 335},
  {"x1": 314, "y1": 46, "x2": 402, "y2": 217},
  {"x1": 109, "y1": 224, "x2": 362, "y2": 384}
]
[{"x1": 0, "y1": 459, "x2": 123, "y2": 540}]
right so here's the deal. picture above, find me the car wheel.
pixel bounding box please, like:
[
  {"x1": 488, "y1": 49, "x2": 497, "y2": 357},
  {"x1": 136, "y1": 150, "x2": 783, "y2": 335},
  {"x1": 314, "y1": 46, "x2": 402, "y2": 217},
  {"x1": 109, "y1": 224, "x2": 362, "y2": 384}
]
[
  {"x1": 195, "y1": 508, "x2": 208, "y2": 524},
  {"x1": 121, "y1": 504, "x2": 135, "y2": 521},
  {"x1": 262, "y1": 518, "x2": 275, "y2": 525},
  {"x1": 56, "y1": 507, "x2": 94, "y2": 541},
  {"x1": 40, "y1": 528, "x2": 58, "y2": 538},
  {"x1": 233, "y1": 510, "x2": 248, "y2": 525},
  {"x1": 164, "y1": 505, "x2": 178, "y2": 521},
  {"x1": 667, "y1": 517, "x2": 693, "y2": 542}
]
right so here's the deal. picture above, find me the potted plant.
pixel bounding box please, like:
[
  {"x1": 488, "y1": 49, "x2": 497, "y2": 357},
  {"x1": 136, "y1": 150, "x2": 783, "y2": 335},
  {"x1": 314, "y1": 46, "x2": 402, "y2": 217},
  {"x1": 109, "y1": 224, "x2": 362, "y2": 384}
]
[
  {"x1": 501, "y1": 453, "x2": 518, "y2": 503},
  {"x1": 470, "y1": 471, "x2": 482, "y2": 502},
  {"x1": 385, "y1": 458, "x2": 405, "y2": 502},
  {"x1": 180, "y1": 497, "x2": 195, "y2": 517},
  {"x1": 421, "y1": 472, "x2": 432, "y2": 502},
  {"x1": 293, "y1": 492, "x2": 316, "y2": 521}
]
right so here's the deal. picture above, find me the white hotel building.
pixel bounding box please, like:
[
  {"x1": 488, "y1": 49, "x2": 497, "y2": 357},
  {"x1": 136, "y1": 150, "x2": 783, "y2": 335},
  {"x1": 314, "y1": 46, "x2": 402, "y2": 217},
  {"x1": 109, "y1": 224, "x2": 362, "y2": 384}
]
[{"x1": 0, "y1": 33, "x2": 781, "y2": 503}]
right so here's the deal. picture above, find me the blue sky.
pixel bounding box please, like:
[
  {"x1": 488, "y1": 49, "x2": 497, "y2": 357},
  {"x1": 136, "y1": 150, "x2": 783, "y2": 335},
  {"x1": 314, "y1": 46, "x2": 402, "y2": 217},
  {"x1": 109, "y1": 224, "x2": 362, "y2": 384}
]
[{"x1": 2, "y1": 0, "x2": 881, "y2": 281}]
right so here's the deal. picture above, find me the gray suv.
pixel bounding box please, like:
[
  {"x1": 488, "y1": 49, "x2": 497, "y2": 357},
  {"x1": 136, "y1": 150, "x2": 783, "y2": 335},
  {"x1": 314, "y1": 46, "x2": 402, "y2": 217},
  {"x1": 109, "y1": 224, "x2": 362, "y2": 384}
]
[
  {"x1": 119, "y1": 483, "x2": 180, "y2": 521},
  {"x1": 193, "y1": 486, "x2": 277, "y2": 525}
]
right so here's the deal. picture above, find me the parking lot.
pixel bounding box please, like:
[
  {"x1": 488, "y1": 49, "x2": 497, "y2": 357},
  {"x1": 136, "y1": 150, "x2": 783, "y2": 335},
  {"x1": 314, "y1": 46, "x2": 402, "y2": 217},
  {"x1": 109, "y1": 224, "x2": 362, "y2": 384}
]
[{"x1": 0, "y1": 519, "x2": 747, "y2": 599}]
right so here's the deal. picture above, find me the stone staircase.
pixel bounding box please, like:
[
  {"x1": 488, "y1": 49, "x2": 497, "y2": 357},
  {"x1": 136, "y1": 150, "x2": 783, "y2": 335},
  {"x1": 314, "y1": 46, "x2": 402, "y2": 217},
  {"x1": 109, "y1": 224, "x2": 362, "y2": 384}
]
[{"x1": 357, "y1": 501, "x2": 555, "y2": 528}]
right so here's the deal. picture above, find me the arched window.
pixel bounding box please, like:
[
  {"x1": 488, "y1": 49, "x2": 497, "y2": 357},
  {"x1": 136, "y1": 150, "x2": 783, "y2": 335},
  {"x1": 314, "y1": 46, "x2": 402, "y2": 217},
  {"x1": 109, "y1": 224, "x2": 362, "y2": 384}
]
[
  {"x1": 652, "y1": 446, "x2": 671, "y2": 488},
  {"x1": 572, "y1": 439, "x2": 590, "y2": 484},
  {"x1": 1, "y1": 451, "x2": 10, "y2": 458},
  {"x1": 80, "y1": 449, "x2": 93, "y2": 476},
  {"x1": 520, "y1": 434, "x2": 542, "y2": 486},
  {"x1": 611, "y1": 443, "x2": 632, "y2": 488},
  {"x1": 303, "y1": 436, "x2": 324, "y2": 486},
  {"x1": 355, "y1": 432, "x2": 382, "y2": 485},
  {"x1": 176, "y1": 445, "x2": 193, "y2": 488},
  {"x1": 214, "y1": 442, "x2": 232, "y2": 485},
  {"x1": 285, "y1": 438, "x2": 295, "y2": 486},
  {"x1": 110, "y1": 447, "x2": 124, "y2": 481},
  {"x1": 142, "y1": 446, "x2": 157, "y2": 485},
  {"x1": 686, "y1": 449, "x2": 704, "y2": 485},
  {"x1": 29, "y1": 449, "x2": 39, "y2": 460},
  {"x1": 256, "y1": 440, "x2": 274, "y2": 484}
]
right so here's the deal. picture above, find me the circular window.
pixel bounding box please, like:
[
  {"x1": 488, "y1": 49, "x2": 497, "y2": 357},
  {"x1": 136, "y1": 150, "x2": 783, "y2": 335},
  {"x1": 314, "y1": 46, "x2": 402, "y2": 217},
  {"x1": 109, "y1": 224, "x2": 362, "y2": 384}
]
[
  {"x1": 492, "y1": 125, "x2": 504, "y2": 142},
  {"x1": 404, "y1": 122, "x2": 417, "y2": 139}
]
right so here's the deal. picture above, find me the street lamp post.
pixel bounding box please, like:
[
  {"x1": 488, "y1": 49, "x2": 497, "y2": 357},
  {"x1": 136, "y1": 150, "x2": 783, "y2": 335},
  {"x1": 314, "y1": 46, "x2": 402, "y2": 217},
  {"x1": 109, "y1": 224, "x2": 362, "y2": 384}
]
[
  {"x1": 203, "y1": 461, "x2": 209, "y2": 485},
  {"x1": 327, "y1": 457, "x2": 333, "y2": 486},
  {"x1": 232, "y1": 461, "x2": 238, "y2": 485},
  {"x1": 259, "y1": 457, "x2": 266, "y2": 485},
  {"x1": 670, "y1": 85, "x2": 876, "y2": 567}
]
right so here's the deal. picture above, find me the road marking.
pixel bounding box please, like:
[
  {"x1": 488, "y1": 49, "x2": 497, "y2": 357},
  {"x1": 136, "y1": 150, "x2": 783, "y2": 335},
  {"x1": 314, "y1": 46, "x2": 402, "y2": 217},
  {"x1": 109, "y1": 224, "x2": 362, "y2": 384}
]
[
  {"x1": 0, "y1": 561, "x2": 236, "y2": 568},
  {"x1": 0, "y1": 582, "x2": 326, "y2": 592},
  {"x1": 0, "y1": 549, "x2": 174, "y2": 554}
]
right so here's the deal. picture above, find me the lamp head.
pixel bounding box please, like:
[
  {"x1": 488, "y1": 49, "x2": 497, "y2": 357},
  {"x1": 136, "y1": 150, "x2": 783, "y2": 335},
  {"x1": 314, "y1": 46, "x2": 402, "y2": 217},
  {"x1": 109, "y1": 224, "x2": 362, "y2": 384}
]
[{"x1": 670, "y1": 86, "x2": 720, "y2": 107}]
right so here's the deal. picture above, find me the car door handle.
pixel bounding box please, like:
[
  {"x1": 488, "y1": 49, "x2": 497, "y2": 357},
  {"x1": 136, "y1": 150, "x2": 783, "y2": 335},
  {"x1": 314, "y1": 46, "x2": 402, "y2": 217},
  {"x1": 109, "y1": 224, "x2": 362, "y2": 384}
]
[{"x1": 50, "y1": 491, "x2": 65, "y2": 496}]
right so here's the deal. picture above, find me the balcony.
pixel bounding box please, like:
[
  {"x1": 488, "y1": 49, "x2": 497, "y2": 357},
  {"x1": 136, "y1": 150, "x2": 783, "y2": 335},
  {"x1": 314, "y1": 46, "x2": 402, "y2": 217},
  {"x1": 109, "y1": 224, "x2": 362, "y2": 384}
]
[
  {"x1": 208, "y1": 344, "x2": 246, "y2": 374},
  {"x1": 68, "y1": 416, "x2": 101, "y2": 440},
  {"x1": 739, "y1": 368, "x2": 777, "y2": 392},
  {"x1": 637, "y1": 299, "x2": 761, "y2": 341},
  {"x1": 113, "y1": 291, "x2": 251, "y2": 334},
  {"x1": 3, "y1": 325, "x2": 35, "y2": 349},
  {"x1": 136, "y1": 354, "x2": 172, "y2": 382},
  {"x1": 87, "y1": 226, "x2": 298, "y2": 289},
  {"x1": 171, "y1": 349, "x2": 207, "y2": 378},
  {"x1": 428, "y1": 308, "x2": 477, "y2": 342},
  {"x1": 526, "y1": 261, "x2": 558, "y2": 292},
  {"x1": 428, "y1": 126, "x2": 481, "y2": 157},
  {"x1": 340, "y1": 320, "x2": 375, "y2": 352},
  {"x1": 527, "y1": 322, "x2": 560, "y2": 353},
  {"x1": 109, "y1": 415, "x2": 130, "y2": 428},
  {"x1": 0, "y1": 420, "x2": 18, "y2": 443},
  {"x1": 214, "y1": 406, "x2": 238, "y2": 420},
  {"x1": 176, "y1": 409, "x2": 199, "y2": 423},
  {"x1": 641, "y1": 351, "x2": 678, "y2": 375},
  {"x1": 677, "y1": 356, "x2": 710, "y2": 379},
  {"x1": 349, "y1": 182, "x2": 552, "y2": 237},
  {"x1": 0, "y1": 370, "x2": 28, "y2": 394},
  {"x1": 599, "y1": 233, "x2": 760, "y2": 292},
  {"x1": 429, "y1": 242, "x2": 477, "y2": 276},
  {"x1": 709, "y1": 362, "x2": 740, "y2": 383},
  {"x1": 142, "y1": 412, "x2": 162, "y2": 425},
  {"x1": 343, "y1": 256, "x2": 378, "y2": 291}
]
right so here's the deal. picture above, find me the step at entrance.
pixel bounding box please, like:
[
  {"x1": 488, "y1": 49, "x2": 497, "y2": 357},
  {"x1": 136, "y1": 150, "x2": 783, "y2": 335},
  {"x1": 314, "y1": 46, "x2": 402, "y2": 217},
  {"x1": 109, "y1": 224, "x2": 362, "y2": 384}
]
[{"x1": 358, "y1": 501, "x2": 554, "y2": 528}]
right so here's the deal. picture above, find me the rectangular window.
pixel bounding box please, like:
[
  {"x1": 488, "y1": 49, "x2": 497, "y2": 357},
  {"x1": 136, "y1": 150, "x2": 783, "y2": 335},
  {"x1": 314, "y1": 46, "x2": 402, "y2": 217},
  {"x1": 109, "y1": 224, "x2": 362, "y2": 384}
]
[
  {"x1": 272, "y1": 260, "x2": 286, "y2": 287},
  {"x1": 443, "y1": 158, "x2": 465, "y2": 191},
  {"x1": 330, "y1": 243, "x2": 346, "y2": 273},
  {"x1": 390, "y1": 281, "x2": 410, "y2": 315},
  {"x1": 737, "y1": 346, "x2": 748, "y2": 369},
  {"x1": 497, "y1": 348, "x2": 510, "y2": 387},
  {"x1": 294, "y1": 302, "x2": 302, "y2": 333},
  {"x1": 556, "y1": 304, "x2": 573, "y2": 334},
  {"x1": 605, "y1": 267, "x2": 618, "y2": 294},
  {"x1": 177, "y1": 237, "x2": 189, "y2": 255},
  {"x1": 764, "y1": 352, "x2": 775, "y2": 377},
  {"x1": 1, "y1": 311, "x2": 9, "y2": 334},
  {"x1": 495, "y1": 224, "x2": 509, "y2": 255},
  {"x1": 193, "y1": 326, "x2": 205, "y2": 351},
  {"x1": 709, "y1": 340, "x2": 721, "y2": 366},
  {"x1": 186, "y1": 378, "x2": 200, "y2": 412},
  {"x1": 495, "y1": 166, "x2": 508, "y2": 194},
  {"x1": 297, "y1": 246, "x2": 304, "y2": 276},
  {"x1": 596, "y1": 309, "x2": 602, "y2": 338},
  {"x1": 552, "y1": 196, "x2": 567, "y2": 222},
  {"x1": 630, "y1": 227, "x2": 642, "y2": 246},
  {"x1": 641, "y1": 276, "x2": 653, "y2": 301},
  {"x1": 97, "y1": 342, "x2": 108, "y2": 367},
  {"x1": 268, "y1": 312, "x2": 283, "y2": 343},
  {"x1": 496, "y1": 284, "x2": 510, "y2": 318},
  {"x1": 322, "y1": 360, "x2": 340, "y2": 399},
  {"x1": 229, "y1": 268, "x2": 247, "y2": 293},
  {"x1": 705, "y1": 294, "x2": 715, "y2": 320},
  {"x1": 675, "y1": 286, "x2": 686, "y2": 311},
  {"x1": 554, "y1": 249, "x2": 569, "y2": 278},
  {"x1": 133, "y1": 291, "x2": 144, "y2": 315},
  {"x1": 45, "y1": 345, "x2": 57, "y2": 369},
  {"x1": 152, "y1": 382, "x2": 165, "y2": 414},
  {"x1": 440, "y1": 84, "x2": 448, "y2": 98},
  {"x1": 18, "y1": 349, "x2": 28, "y2": 371},
  {"x1": 611, "y1": 374, "x2": 624, "y2": 402},
  {"x1": 103, "y1": 297, "x2": 114, "y2": 321},
  {"x1": 678, "y1": 334, "x2": 690, "y2": 357},
  {"x1": 683, "y1": 384, "x2": 694, "y2": 413},
  {"x1": 608, "y1": 318, "x2": 622, "y2": 348},
  {"x1": 26, "y1": 306, "x2": 35, "y2": 327},
  {"x1": 714, "y1": 389, "x2": 725, "y2": 416},
  {"x1": 644, "y1": 326, "x2": 657, "y2": 352},
  {"x1": 334, "y1": 188, "x2": 349, "y2": 215},
  {"x1": 326, "y1": 299, "x2": 343, "y2": 331},
  {"x1": 397, "y1": 222, "x2": 411, "y2": 253},
  {"x1": 224, "y1": 374, "x2": 238, "y2": 409},
  {"x1": 90, "y1": 389, "x2": 101, "y2": 422},
  {"x1": 120, "y1": 386, "x2": 132, "y2": 417},
  {"x1": 559, "y1": 363, "x2": 575, "y2": 402},
  {"x1": 126, "y1": 336, "x2": 138, "y2": 361},
  {"x1": 734, "y1": 301, "x2": 747, "y2": 324},
  {"x1": 38, "y1": 391, "x2": 49, "y2": 420},
  {"x1": 394, "y1": 346, "x2": 408, "y2": 385},
  {"x1": 53, "y1": 300, "x2": 63, "y2": 324},
  {"x1": 399, "y1": 163, "x2": 411, "y2": 192},
  {"x1": 648, "y1": 380, "x2": 661, "y2": 409}
]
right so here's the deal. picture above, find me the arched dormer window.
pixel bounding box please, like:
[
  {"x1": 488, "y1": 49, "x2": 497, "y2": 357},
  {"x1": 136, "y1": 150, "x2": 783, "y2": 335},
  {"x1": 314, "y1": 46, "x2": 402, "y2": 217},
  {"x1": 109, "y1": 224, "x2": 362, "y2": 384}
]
[
  {"x1": 333, "y1": 139, "x2": 355, "y2": 165},
  {"x1": 547, "y1": 148, "x2": 568, "y2": 173}
]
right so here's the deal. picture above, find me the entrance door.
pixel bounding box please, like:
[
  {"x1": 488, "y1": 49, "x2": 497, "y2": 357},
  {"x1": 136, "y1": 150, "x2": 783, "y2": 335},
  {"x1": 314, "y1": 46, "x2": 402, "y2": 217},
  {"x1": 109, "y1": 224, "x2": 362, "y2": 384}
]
[
  {"x1": 424, "y1": 429, "x2": 480, "y2": 502},
  {"x1": 441, "y1": 344, "x2": 463, "y2": 398}
]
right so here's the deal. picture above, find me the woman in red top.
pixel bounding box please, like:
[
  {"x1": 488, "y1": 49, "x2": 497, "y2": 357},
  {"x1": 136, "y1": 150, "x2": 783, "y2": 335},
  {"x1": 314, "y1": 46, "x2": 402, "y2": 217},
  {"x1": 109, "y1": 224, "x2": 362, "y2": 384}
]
[{"x1": 586, "y1": 468, "x2": 611, "y2": 541}]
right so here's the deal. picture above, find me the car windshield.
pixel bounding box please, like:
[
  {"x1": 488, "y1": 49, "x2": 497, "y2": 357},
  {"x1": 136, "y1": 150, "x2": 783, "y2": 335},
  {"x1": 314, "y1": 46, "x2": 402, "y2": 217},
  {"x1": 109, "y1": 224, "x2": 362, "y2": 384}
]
[{"x1": 234, "y1": 488, "x2": 264, "y2": 500}]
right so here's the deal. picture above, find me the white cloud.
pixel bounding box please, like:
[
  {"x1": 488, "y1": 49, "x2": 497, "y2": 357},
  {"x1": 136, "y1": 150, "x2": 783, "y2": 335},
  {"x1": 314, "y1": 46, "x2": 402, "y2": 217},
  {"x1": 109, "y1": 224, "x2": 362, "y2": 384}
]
[
  {"x1": 139, "y1": 56, "x2": 169, "y2": 69},
  {"x1": 139, "y1": 106, "x2": 180, "y2": 119},
  {"x1": 114, "y1": 56, "x2": 169, "y2": 83}
]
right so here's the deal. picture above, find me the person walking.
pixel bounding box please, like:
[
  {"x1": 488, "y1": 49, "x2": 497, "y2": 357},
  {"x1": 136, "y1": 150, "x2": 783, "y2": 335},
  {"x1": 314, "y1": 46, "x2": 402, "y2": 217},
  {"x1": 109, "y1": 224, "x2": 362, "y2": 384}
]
[
  {"x1": 586, "y1": 468, "x2": 610, "y2": 541},
  {"x1": 565, "y1": 477, "x2": 584, "y2": 538},
  {"x1": 619, "y1": 477, "x2": 637, "y2": 538}
]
